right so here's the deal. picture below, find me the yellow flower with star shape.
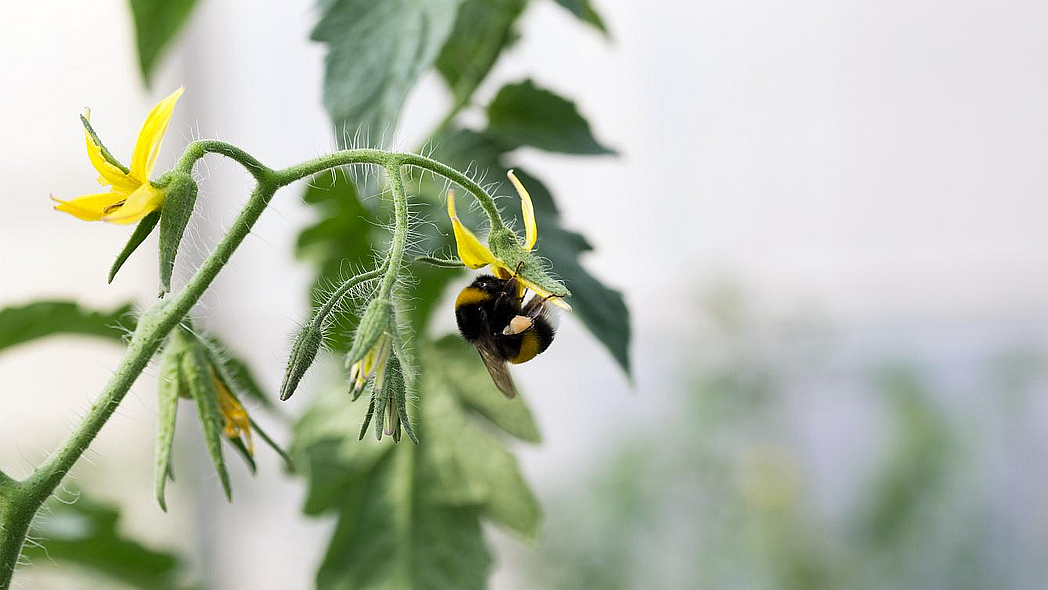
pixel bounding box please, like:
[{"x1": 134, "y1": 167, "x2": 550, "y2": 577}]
[
  {"x1": 53, "y1": 87, "x2": 184, "y2": 225},
  {"x1": 447, "y1": 170, "x2": 572, "y2": 311}
]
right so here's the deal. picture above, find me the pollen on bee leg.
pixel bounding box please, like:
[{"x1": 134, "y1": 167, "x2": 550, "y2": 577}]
[{"x1": 503, "y1": 315, "x2": 533, "y2": 335}]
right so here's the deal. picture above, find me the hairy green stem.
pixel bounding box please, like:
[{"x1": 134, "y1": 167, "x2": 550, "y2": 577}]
[
  {"x1": 274, "y1": 149, "x2": 506, "y2": 231},
  {"x1": 315, "y1": 265, "x2": 388, "y2": 327},
  {"x1": 0, "y1": 140, "x2": 502, "y2": 589},
  {"x1": 380, "y1": 165, "x2": 409, "y2": 299}
]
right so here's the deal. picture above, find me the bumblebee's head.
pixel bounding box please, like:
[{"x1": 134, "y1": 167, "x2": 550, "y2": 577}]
[{"x1": 468, "y1": 274, "x2": 515, "y2": 296}]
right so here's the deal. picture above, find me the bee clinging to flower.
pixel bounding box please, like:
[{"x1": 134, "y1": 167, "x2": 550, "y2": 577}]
[{"x1": 447, "y1": 171, "x2": 569, "y2": 397}]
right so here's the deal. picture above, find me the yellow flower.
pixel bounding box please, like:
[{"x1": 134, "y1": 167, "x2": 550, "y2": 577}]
[
  {"x1": 53, "y1": 87, "x2": 184, "y2": 225},
  {"x1": 349, "y1": 331, "x2": 393, "y2": 394},
  {"x1": 212, "y1": 368, "x2": 254, "y2": 456},
  {"x1": 447, "y1": 170, "x2": 572, "y2": 311}
]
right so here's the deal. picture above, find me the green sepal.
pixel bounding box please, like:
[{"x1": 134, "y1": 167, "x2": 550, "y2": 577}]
[
  {"x1": 154, "y1": 334, "x2": 187, "y2": 512},
  {"x1": 361, "y1": 352, "x2": 418, "y2": 445},
  {"x1": 280, "y1": 322, "x2": 324, "y2": 401},
  {"x1": 488, "y1": 228, "x2": 571, "y2": 297},
  {"x1": 413, "y1": 255, "x2": 465, "y2": 269},
  {"x1": 250, "y1": 416, "x2": 295, "y2": 472},
  {"x1": 358, "y1": 394, "x2": 377, "y2": 440},
  {"x1": 226, "y1": 436, "x2": 257, "y2": 475},
  {"x1": 201, "y1": 335, "x2": 273, "y2": 409},
  {"x1": 345, "y1": 298, "x2": 392, "y2": 368},
  {"x1": 157, "y1": 173, "x2": 198, "y2": 297},
  {"x1": 109, "y1": 210, "x2": 160, "y2": 284},
  {"x1": 80, "y1": 113, "x2": 130, "y2": 174},
  {"x1": 202, "y1": 340, "x2": 293, "y2": 470},
  {"x1": 181, "y1": 336, "x2": 232, "y2": 501}
]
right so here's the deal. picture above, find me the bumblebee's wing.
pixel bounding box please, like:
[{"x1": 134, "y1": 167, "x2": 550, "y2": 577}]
[{"x1": 476, "y1": 342, "x2": 518, "y2": 398}]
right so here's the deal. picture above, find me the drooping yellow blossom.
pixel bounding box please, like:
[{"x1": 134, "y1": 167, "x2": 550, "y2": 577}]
[
  {"x1": 447, "y1": 170, "x2": 571, "y2": 310},
  {"x1": 349, "y1": 331, "x2": 393, "y2": 394},
  {"x1": 53, "y1": 87, "x2": 184, "y2": 225},
  {"x1": 212, "y1": 368, "x2": 254, "y2": 456}
]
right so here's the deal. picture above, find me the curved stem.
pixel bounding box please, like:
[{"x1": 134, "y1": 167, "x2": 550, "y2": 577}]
[
  {"x1": 395, "y1": 153, "x2": 506, "y2": 231},
  {"x1": 275, "y1": 149, "x2": 506, "y2": 231},
  {"x1": 379, "y1": 165, "x2": 409, "y2": 299},
  {"x1": 23, "y1": 181, "x2": 278, "y2": 500},
  {"x1": 314, "y1": 264, "x2": 387, "y2": 328}
]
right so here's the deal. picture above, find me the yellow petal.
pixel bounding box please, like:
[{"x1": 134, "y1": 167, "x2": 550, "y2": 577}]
[
  {"x1": 507, "y1": 170, "x2": 537, "y2": 250},
  {"x1": 83, "y1": 114, "x2": 138, "y2": 194},
  {"x1": 102, "y1": 183, "x2": 165, "y2": 225},
  {"x1": 52, "y1": 191, "x2": 125, "y2": 222},
  {"x1": 519, "y1": 276, "x2": 572, "y2": 312},
  {"x1": 447, "y1": 190, "x2": 500, "y2": 269},
  {"x1": 130, "y1": 87, "x2": 184, "y2": 183},
  {"x1": 214, "y1": 371, "x2": 254, "y2": 456}
]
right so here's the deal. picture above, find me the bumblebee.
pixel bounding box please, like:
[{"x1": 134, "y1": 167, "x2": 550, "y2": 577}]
[{"x1": 455, "y1": 273, "x2": 557, "y2": 398}]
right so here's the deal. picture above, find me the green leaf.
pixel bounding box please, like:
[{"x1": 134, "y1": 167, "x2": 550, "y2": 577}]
[
  {"x1": 312, "y1": 0, "x2": 465, "y2": 144},
  {"x1": 551, "y1": 0, "x2": 608, "y2": 34},
  {"x1": 317, "y1": 448, "x2": 491, "y2": 590},
  {"x1": 431, "y1": 335, "x2": 540, "y2": 442},
  {"x1": 0, "y1": 301, "x2": 134, "y2": 354},
  {"x1": 23, "y1": 495, "x2": 197, "y2": 590},
  {"x1": 110, "y1": 210, "x2": 160, "y2": 284},
  {"x1": 129, "y1": 0, "x2": 200, "y2": 85},
  {"x1": 486, "y1": 79, "x2": 615, "y2": 154},
  {"x1": 296, "y1": 171, "x2": 376, "y2": 351},
  {"x1": 293, "y1": 338, "x2": 541, "y2": 589},
  {"x1": 422, "y1": 339, "x2": 541, "y2": 535},
  {"x1": 436, "y1": 0, "x2": 528, "y2": 103}
]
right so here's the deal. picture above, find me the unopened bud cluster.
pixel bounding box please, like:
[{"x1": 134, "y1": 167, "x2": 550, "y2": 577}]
[{"x1": 156, "y1": 324, "x2": 285, "y2": 510}]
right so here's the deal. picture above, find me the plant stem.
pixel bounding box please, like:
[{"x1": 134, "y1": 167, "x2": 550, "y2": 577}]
[
  {"x1": 379, "y1": 165, "x2": 409, "y2": 299},
  {"x1": 0, "y1": 479, "x2": 33, "y2": 589},
  {"x1": 0, "y1": 140, "x2": 503, "y2": 589},
  {"x1": 274, "y1": 149, "x2": 507, "y2": 231},
  {"x1": 24, "y1": 179, "x2": 274, "y2": 495}
]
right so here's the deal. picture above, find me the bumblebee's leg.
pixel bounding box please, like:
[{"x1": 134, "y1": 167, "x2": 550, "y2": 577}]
[
  {"x1": 492, "y1": 273, "x2": 520, "y2": 310},
  {"x1": 522, "y1": 293, "x2": 556, "y2": 318}
]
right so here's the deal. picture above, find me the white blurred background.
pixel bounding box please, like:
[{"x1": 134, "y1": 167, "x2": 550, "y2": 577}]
[{"x1": 3, "y1": 1, "x2": 1048, "y2": 588}]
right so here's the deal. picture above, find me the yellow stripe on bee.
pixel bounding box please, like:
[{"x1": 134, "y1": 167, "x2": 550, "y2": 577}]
[
  {"x1": 509, "y1": 331, "x2": 540, "y2": 364},
  {"x1": 456, "y1": 287, "x2": 493, "y2": 308}
]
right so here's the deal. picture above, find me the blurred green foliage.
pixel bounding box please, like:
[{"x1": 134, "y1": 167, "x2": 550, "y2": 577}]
[
  {"x1": 0, "y1": 301, "x2": 134, "y2": 352},
  {"x1": 129, "y1": 0, "x2": 200, "y2": 85},
  {"x1": 22, "y1": 494, "x2": 200, "y2": 590},
  {"x1": 517, "y1": 291, "x2": 1043, "y2": 590}
]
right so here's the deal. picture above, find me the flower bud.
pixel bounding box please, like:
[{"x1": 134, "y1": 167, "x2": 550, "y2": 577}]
[
  {"x1": 157, "y1": 172, "x2": 199, "y2": 297},
  {"x1": 349, "y1": 331, "x2": 391, "y2": 398},
  {"x1": 359, "y1": 352, "x2": 417, "y2": 444},
  {"x1": 345, "y1": 298, "x2": 393, "y2": 368},
  {"x1": 280, "y1": 322, "x2": 324, "y2": 401}
]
